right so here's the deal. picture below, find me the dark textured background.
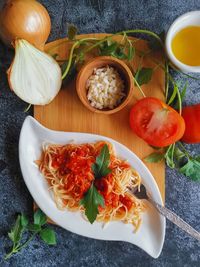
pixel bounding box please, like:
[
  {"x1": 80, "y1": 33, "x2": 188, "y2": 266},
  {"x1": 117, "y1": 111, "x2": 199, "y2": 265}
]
[{"x1": 0, "y1": 0, "x2": 200, "y2": 266}]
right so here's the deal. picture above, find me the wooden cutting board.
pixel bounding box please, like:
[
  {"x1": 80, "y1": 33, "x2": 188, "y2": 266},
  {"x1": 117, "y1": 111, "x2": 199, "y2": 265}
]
[{"x1": 34, "y1": 33, "x2": 165, "y2": 201}]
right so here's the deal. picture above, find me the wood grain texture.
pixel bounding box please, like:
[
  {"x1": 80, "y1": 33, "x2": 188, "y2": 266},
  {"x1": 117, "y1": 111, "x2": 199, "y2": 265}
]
[{"x1": 34, "y1": 33, "x2": 165, "y2": 201}]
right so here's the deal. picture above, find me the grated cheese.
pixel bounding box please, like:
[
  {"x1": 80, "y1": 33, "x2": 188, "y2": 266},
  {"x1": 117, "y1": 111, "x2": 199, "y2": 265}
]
[{"x1": 86, "y1": 66, "x2": 125, "y2": 109}]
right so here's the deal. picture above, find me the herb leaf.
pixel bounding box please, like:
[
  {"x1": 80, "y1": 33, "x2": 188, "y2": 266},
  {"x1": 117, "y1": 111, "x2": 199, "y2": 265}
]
[
  {"x1": 8, "y1": 215, "x2": 23, "y2": 244},
  {"x1": 92, "y1": 144, "x2": 111, "y2": 178},
  {"x1": 80, "y1": 183, "x2": 105, "y2": 224},
  {"x1": 21, "y1": 214, "x2": 29, "y2": 228},
  {"x1": 67, "y1": 24, "x2": 77, "y2": 40},
  {"x1": 34, "y1": 209, "x2": 47, "y2": 226},
  {"x1": 135, "y1": 67, "x2": 153, "y2": 86},
  {"x1": 99, "y1": 40, "x2": 118, "y2": 56},
  {"x1": 39, "y1": 228, "x2": 56, "y2": 245},
  {"x1": 144, "y1": 152, "x2": 164, "y2": 163},
  {"x1": 180, "y1": 159, "x2": 200, "y2": 181}
]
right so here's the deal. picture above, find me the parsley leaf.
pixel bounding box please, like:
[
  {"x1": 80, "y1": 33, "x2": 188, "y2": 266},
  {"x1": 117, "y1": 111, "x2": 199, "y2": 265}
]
[
  {"x1": 180, "y1": 159, "x2": 200, "y2": 181},
  {"x1": 5, "y1": 209, "x2": 56, "y2": 260},
  {"x1": 8, "y1": 215, "x2": 23, "y2": 244},
  {"x1": 80, "y1": 183, "x2": 105, "y2": 224},
  {"x1": 144, "y1": 152, "x2": 164, "y2": 163},
  {"x1": 39, "y1": 228, "x2": 56, "y2": 245},
  {"x1": 34, "y1": 209, "x2": 47, "y2": 226},
  {"x1": 135, "y1": 67, "x2": 153, "y2": 86},
  {"x1": 92, "y1": 144, "x2": 111, "y2": 178}
]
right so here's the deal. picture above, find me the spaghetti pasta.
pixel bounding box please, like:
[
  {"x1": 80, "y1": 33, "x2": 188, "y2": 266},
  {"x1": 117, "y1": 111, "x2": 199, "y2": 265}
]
[{"x1": 38, "y1": 141, "x2": 145, "y2": 231}]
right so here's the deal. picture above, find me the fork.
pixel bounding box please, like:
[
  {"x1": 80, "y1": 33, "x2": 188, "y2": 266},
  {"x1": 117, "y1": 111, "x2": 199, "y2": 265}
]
[{"x1": 129, "y1": 184, "x2": 200, "y2": 241}]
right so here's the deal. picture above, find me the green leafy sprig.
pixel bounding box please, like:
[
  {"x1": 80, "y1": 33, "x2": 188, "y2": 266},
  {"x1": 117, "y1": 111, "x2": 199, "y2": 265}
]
[
  {"x1": 5, "y1": 209, "x2": 56, "y2": 260},
  {"x1": 144, "y1": 142, "x2": 200, "y2": 181},
  {"x1": 80, "y1": 144, "x2": 111, "y2": 223}
]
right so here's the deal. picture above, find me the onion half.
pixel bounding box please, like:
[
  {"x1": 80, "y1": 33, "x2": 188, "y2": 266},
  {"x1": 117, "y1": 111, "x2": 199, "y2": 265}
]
[{"x1": 7, "y1": 39, "x2": 62, "y2": 105}]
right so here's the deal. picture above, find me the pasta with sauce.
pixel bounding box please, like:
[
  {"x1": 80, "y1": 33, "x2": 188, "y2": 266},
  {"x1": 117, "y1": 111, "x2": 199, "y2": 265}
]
[{"x1": 38, "y1": 141, "x2": 145, "y2": 231}]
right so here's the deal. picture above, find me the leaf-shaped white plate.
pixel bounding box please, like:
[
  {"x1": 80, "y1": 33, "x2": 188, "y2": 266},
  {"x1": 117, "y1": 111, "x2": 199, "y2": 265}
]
[{"x1": 19, "y1": 116, "x2": 165, "y2": 258}]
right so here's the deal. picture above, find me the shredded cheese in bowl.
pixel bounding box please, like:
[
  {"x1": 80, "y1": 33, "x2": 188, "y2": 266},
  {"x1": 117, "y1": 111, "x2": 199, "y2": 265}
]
[{"x1": 86, "y1": 66, "x2": 125, "y2": 110}]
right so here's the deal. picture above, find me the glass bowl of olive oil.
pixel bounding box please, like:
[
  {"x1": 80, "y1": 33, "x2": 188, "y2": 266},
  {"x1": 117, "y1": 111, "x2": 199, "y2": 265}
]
[{"x1": 166, "y1": 11, "x2": 200, "y2": 73}]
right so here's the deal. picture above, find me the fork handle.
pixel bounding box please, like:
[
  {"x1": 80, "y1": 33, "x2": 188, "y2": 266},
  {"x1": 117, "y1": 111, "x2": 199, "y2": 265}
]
[{"x1": 149, "y1": 198, "x2": 200, "y2": 241}]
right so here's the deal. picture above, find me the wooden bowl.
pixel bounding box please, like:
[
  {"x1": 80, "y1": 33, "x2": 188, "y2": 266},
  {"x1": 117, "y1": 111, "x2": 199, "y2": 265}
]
[{"x1": 76, "y1": 56, "x2": 134, "y2": 114}]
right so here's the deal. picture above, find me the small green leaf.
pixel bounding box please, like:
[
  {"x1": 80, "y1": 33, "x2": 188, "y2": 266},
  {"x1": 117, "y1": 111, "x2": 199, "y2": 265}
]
[
  {"x1": 67, "y1": 24, "x2": 77, "y2": 40},
  {"x1": 28, "y1": 224, "x2": 42, "y2": 232},
  {"x1": 21, "y1": 214, "x2": 29, "y2": 228},
  {"x1": 144, "y1": 152, "x2": 164, "y2": 163},
  {"x1": 80, "y1": 183, "x2": 104, "y2": 224},
  {"x1": 180, "y1": 159, "x2": 200, "y2": 181},
  {"x1": 34, "y1": 209, "x2": 47, "y2": 226},
  {"x1": 8, "y1": 215, "x2": 23, "y2": 244},
  {"x1": 40, "y1": 228, "x2": 56, "y2": 245},
  {"x1": 135, "y1": 67, "x2": 153, "y2": 86},
  {"x1": 99, "y1": 41, "x2": 118, "y2": 56},
  {"x1": 112, "y1": 46, "x2": 127, "y2": 59},
  {"x1": 92, "y1": 144, "x2": 111, "y2": 179}
]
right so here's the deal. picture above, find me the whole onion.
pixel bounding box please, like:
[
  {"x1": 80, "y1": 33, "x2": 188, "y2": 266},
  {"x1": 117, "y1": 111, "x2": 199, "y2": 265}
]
[{"x1": 0, "y1": 0, "x2": 51, "y2": 50}]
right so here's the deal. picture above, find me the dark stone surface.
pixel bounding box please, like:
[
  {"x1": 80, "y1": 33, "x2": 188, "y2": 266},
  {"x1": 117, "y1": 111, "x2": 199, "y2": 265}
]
[{"x1": 0, "y1": 0, "x2": 200, "y2": 266}]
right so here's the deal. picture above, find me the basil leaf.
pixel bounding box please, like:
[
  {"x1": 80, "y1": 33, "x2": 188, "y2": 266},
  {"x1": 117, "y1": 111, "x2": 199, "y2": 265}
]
[
  {"x1": 67, "y1": 24, "x2": 77, "y2": 40},
  {"x1": 8, "y1": 215, "x2": 23, "y2": 244},
  {"x1": 112, "y1": 46, "x2": 128, "y2": 59},
  {"x1": 135, "y1": 67, "x2": 153, "y2": 86},
  {"x1": 40, "y1": 228, "x2": 56, "y2": 245},
  {"x1": 144, "y1": 152, "x2": 164, "y2": 163},
  {"x1": 92, "y1": 144, "x2": 111, "y2": 178},
  {"x1": 99, "y1": 41, "x2": 118, "y2": 56},
  {"x1": 34, "y1": 209, "x2": 47, "y2": 226},
  {"x1": 20, "y1": 214, "x2": 29, "y2": 228},
  {"x1": 180, "y1": 159, "x2": 200, "y2": 181},
  {"x1": 80, "y1": 183, "x2": 105, "y2": 224}
]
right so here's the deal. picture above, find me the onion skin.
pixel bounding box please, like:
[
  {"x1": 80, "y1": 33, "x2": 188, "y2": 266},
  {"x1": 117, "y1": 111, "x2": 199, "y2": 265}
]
[{"x1": 0, "y1": 0, "x2": 51, "y2": 50}]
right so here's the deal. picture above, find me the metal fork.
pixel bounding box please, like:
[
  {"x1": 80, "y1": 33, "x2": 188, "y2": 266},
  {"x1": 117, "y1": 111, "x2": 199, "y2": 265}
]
[{"x1": 129, "y1": 184, "x2": 200, "y2": 241}]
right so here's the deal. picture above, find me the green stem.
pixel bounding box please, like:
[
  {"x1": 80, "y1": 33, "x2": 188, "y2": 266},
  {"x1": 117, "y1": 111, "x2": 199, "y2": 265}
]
[
  {"x1": 165, "y1": 61, "x2": 169, "y2": 100},
  {"x1": 4, "y1": 234, "x2": 36, "y2": 260},
  {"x1": 133, "y1": 76, "x2": 146, "y2": 97},
  {"x1": 84, "y1": 29, "x2": 163, "y2": 55},
  {"x1": 62, "y1": 37, "x2": 98, "y2": 80},
  {"x1": 168, "y1": 74, "x2": 182, "y2": 114}
]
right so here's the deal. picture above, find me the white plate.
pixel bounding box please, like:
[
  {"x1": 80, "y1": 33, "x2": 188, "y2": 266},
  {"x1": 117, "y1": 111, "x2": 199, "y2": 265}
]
[{"x1": 19, "y1": 116, "x2": 165, "y2": 258}]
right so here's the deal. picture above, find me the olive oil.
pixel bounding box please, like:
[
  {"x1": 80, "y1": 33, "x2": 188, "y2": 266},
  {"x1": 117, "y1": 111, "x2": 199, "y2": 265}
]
[{"x1": 171, "y1": 26, "x2": 200, "y2": 66}]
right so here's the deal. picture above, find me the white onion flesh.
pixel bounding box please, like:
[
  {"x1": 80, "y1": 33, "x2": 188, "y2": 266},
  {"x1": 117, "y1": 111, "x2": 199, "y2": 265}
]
[{"x1": 8, "y1": 39, "x2": 62, "y2": 105}]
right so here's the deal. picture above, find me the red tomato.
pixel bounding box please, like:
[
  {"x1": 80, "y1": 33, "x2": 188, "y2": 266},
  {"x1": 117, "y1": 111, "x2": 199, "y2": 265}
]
[
  {"x1": 129, "y1": 97, "x2": 185, "y2": 147},
  {"x1": 182, "y1": 103, "x2": 200, "y2": 143}
]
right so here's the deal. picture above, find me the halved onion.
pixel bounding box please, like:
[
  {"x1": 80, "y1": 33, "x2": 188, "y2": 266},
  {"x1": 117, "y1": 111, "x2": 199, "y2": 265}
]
[{"x1": 7, "y1": 39, "x2": 62, "y2": 105}]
